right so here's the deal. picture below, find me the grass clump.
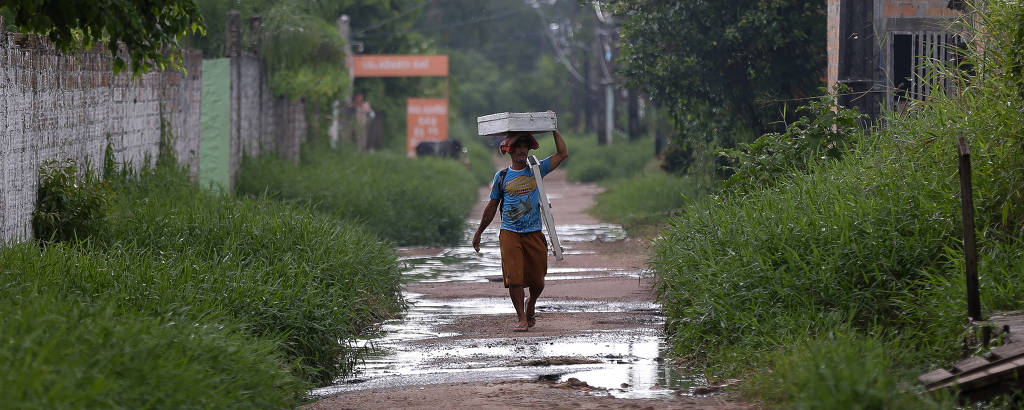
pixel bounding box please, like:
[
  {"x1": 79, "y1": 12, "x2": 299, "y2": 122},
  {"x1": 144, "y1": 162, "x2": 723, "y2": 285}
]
[
  {"x1": 237, "y1": 145, "x2": 478, "y2": 246},
  {"x1": 2, "y1": 157, "x2": 405, "y2": 406},
  {"x1": 652, "y1": 2, "x2": 1024, "y2": 407},
  {"x1": 97, "y1": 163, "x2": 404, "y2": 384},
  {"x1": 0, "y1": 274, "x2": 301, "y2": 408},
  {"x1": 746, "y1": 328, "x2": 952, "y2": 409}
]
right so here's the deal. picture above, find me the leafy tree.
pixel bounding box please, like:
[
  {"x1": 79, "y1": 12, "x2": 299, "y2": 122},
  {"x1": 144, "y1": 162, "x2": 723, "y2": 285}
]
[
  {"x1": 611, "y1": 0, "x2": 826, "y2": 172},
  {"x1": 2, "y1": 0, "x2": 204, "y2": 75},
  {"x1": 418, "y1": 0, "x2": 594, "y2": 135}
]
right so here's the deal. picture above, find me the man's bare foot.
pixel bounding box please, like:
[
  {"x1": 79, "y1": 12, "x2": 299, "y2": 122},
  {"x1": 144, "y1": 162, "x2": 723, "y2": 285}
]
[
  {"x1": 527, "y1": 315, "x2": 536, "y2": 328},
  {"x1": 514, "y1": 320, "x2": 529, "y2": 332}
]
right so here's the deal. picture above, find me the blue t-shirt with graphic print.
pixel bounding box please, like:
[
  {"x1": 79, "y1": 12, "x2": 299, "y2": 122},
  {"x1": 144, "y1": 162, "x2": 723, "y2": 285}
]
[{"x1": 489, "y1": 157, "x2": 552, "y2": 233}]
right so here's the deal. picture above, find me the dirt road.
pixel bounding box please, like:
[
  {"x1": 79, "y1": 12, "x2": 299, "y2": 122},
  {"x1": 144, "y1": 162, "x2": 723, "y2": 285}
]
[{"x1": 307, "y1": 167, "x2": 753, "y2": 409}]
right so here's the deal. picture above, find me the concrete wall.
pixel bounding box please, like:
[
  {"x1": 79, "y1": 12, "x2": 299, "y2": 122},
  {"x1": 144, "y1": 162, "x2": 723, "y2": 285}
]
[
  {"x1": 227, "y1": 12, "x2": 306, "y2": 188},
  {"x1": 1, "y1": 14, "x2": 307, "y2": 243},
  {"x1": 0, "y1": 32, "x2": 202, "y2": 243}
]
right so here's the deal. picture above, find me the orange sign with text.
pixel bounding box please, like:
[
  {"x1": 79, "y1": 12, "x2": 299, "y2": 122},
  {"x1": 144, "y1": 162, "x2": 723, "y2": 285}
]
[
  {"x1": 406, "y1": 98, "x2": 448, "y2": 156},
  {"x1": 352, "y1": 55, "x2": 449, "y2": 77}
]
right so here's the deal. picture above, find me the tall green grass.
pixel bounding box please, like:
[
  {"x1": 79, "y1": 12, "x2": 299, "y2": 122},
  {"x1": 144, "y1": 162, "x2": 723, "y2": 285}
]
[
  {"x1": 0, "y1": 265, "x2": 302, "y2": 408},
  {"x1": 237, "y1": 144, "x2": 478, "y2": 246},
  {"x1": 590, "y1": 172, "x2": 709, "y2": 235},
  {"x1": 653, "y1": 2, "x2": 1024, "y2": 407},
  {"x1": 1, "y1": 159, "x2": 405, "y2": 406},
  {"x1": 536, "y1": 131, "x2": 656, "y2": 183},
  {"x1": 98, "y1": 164, "x2": 404, "y2": 384}
]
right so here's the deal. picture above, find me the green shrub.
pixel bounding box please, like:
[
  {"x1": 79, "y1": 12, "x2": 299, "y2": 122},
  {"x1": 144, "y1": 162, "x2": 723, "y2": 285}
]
[
  {"x1": 32, "y1": 158, "x2": 110, "y2": 244},
  {"x1": 718, "y1": 88, "x2": 865, "y2": 192},
  {"x1": 237, "y1": 146, "x2": 477, "y2": 246}
]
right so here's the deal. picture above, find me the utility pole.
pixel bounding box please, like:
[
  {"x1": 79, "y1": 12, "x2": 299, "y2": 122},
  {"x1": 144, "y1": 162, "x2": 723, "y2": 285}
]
[
  {"x1": 594, "y1": 4, "x2": 615, "y2": 145},
  {"x1": 330, "y1": 15, "x2": 353, "y2": 149}
]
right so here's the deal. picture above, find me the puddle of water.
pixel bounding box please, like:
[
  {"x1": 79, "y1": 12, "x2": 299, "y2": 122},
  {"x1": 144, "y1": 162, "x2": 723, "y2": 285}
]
[{"x1": 312, "y1": 223, "x2": 700, "y2": 400}]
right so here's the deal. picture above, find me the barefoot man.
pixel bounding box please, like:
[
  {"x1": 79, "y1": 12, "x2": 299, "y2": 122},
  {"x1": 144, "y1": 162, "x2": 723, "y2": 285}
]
[{"x1": 472, "y1": 127, "x2": 568, "y2": 332}]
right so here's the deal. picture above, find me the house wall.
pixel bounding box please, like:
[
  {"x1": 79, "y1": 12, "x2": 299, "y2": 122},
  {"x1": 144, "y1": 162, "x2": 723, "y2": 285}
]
[
  {"x1": 828, "y1": 0, "x2": 963, "y2": 114},
  {"x1": 883, "y1": 0, "x2": 961, "y2": 18}
]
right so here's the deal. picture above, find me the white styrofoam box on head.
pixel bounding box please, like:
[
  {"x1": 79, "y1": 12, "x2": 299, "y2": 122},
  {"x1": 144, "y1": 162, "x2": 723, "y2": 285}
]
[{"x1": 477, "y1": 112, "x2": 557, "y2": 136}]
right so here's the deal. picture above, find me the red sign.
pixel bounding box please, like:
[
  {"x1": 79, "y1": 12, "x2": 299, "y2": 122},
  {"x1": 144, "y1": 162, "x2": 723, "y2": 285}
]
[
  {"x1": 406, "y1": 98, "x2": 448, "y2": 157},
  {"x1": 352, "y1": 55, "x2": 449, "y2": 77}
]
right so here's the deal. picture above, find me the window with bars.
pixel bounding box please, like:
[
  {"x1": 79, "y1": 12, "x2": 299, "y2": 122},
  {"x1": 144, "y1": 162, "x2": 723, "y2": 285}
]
[{"x1": 886, "y1": 30, "x2": 966, "y2": 111}]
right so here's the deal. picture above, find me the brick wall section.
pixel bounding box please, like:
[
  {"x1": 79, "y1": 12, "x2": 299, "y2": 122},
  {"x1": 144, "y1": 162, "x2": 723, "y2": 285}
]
[
  {"x1": 883, "y1": 0, "x2": 960, "y2": 18},
  {"x1": 0, "y1": 32, "x2": 202, "y2": 243}
]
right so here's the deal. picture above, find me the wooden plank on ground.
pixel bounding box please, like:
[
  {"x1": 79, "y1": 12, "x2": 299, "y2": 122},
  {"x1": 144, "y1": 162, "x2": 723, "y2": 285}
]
[
  {"x1": 988, "y1": 342, "x2": 1024, "y2": 361},
  {"x1": 953, "y1": 356, "x2": 992, "y2": 373},
  {"x1": 919, "y1": 368, "x2": 954, "y2": 386}
]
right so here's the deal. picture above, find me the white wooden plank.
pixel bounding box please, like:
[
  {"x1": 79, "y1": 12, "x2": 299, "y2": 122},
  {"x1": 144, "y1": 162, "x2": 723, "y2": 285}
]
[
  {"x1": 477, "y1": 112, "x2": 557, "y2": 136},
  {"x1": 527, "y1": 155, "x2": 563, "y2": 261}
]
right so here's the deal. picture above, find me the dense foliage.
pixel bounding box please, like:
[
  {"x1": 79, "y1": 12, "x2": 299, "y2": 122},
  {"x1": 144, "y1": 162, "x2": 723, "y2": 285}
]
[
  {"x1": 651, "y1": 2, "x2": 1024, "y2": 407},
  {"x1": 718, "y1": 87, "x2": 865, "y2": 191},
  {"x1": 1, "y1": 0, "x2": 204, "y2": 75},
  {"x1": 611, "y1": 0, "x2": 826, "y2": 173}
]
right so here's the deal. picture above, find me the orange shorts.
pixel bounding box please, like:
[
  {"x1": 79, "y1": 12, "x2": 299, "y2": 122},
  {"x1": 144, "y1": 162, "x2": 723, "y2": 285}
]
[{"x1": 499, "y1": 229, "x2": 548, "y2": 288}]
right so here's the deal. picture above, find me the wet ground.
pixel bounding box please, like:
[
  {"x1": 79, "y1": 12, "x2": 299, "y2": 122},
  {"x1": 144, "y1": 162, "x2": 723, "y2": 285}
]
[{"x1": 307, "y1": 169, "x2": 752, "y2": 409}]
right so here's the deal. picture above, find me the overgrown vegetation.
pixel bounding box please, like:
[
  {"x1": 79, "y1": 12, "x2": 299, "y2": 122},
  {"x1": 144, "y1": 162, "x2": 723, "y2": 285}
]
[
  {"x1": 237, "y1": 143, "x2": 478, "y2": 246},
  {"x1": 1, "y1": 0, "x2": 204, "y2": 74},
  {"x1": 31, "y1": 159, "x2": 109, "y2": 244},
  {"x1": 651, "y1": 2, "x2": 1024, "y2": 407},
  {"x1": 2, "y1": 152, "x2": 404, "y2": 406},
  {"x1": 718, "y1": 88, "x2": 865, "y2": 191}
]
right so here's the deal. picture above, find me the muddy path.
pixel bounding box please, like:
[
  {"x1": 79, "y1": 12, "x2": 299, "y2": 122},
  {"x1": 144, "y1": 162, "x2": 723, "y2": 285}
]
[{"x1": 307, "y1": 168, "x2": 753, "y2": 409}]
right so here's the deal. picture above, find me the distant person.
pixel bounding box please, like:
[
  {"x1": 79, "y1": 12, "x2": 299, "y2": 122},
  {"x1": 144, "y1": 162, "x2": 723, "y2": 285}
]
[
  {"x1": 353, "y1": 93, "x2": 375, "y2": 152},
  {"x1": 472, "y1": 125, "x2": 568, "y2": 332}
]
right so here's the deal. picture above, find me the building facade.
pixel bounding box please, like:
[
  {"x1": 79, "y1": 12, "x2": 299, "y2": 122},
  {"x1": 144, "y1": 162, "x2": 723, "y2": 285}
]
[{"x1": 827, "y1": 0, "x2": 967, "y2": 117}]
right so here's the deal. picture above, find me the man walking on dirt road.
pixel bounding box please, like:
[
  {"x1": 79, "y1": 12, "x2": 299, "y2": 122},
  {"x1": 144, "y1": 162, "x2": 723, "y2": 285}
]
[{"x1": 472, "y1": 127, "x2": 568, "y2": 332}]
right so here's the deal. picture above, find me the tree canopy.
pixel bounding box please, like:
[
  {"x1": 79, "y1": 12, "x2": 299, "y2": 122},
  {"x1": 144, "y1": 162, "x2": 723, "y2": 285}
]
[
  {"x1": 611, "y1": 0, "x2": 826, "y2": 171},
  {"x1": 2, "y1": 0, "x2": 204, "y2": 75}
]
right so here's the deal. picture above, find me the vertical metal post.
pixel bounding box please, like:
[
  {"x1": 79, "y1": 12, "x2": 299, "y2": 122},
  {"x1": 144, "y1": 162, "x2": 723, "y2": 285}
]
[{"x1": 958, "y1": 134, "x2": 982, "y2": 321}]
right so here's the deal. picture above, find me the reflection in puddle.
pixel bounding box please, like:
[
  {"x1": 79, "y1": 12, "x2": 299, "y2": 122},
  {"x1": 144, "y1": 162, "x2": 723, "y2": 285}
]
[{"x1": 311, "y1": 223, "x2": 699, "y2": 400}]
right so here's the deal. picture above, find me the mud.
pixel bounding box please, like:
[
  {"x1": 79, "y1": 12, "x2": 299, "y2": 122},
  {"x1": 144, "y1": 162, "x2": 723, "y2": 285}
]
[{"x1": 307, "y1": 168, "x2": 754, "y2": 409}]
